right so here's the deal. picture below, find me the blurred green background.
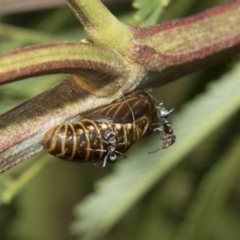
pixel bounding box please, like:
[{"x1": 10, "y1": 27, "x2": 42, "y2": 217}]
[{"x1": 1, "y1": 0, "x2": 240, "y2": 240}]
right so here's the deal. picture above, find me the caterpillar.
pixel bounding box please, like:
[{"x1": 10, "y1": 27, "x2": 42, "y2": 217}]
[{"x1": 43, "y1": 90, "x2": 175, "y2": 166}]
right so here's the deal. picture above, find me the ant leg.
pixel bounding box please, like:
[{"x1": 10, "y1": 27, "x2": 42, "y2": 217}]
[
  {"x1": 115, "y1": 150, "x2": 127, "y2": 159},
  {"x1": 103, "y1": 151, "x2": 111, "y2": 167}
]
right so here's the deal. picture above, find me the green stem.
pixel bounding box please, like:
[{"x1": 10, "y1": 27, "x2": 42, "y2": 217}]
[{"x1": 67, "y1": 0, "x2": 132, "y2": 54}]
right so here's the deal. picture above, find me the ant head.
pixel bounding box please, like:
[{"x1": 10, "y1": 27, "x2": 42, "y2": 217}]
[
  {"x1": 104, "y1": 130, "x2": 116, "y2": 140},
  {"x1": 104, "y1": 131, "x2": 117, "y2": 145}
]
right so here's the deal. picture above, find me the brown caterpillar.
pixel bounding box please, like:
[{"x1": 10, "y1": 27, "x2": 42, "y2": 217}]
[{"x1": 43, "y1": 90, "x2": 176, "y2": 166}]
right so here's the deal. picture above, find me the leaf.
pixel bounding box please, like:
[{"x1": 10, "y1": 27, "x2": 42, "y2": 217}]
[
  {"x1": 0, "y1": 175, "x2": 14, "y2": 205},
  {"x1": 133, "y1": 0, "x2": 169, "y2": 26},
  {"x1": 0, "y1": 154, "x2": 51, "y2": 205},
  {"x1": 174, "y1": 134, "x2": 240, "y2": 240}
]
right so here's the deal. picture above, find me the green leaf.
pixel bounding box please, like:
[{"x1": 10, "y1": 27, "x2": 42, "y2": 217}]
[
  {"x1": 0, "y1": 175, "x2": 15, "y2": 205},
  {"x1": 133, "y1": 0, "x2": 169, "y2": 26},
  {"x1": 0, "y1": 154, "x2": 51, "y2": 205},
  {"x1": 174, "y1": 134, "x2": 240, "y2": 240}
]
